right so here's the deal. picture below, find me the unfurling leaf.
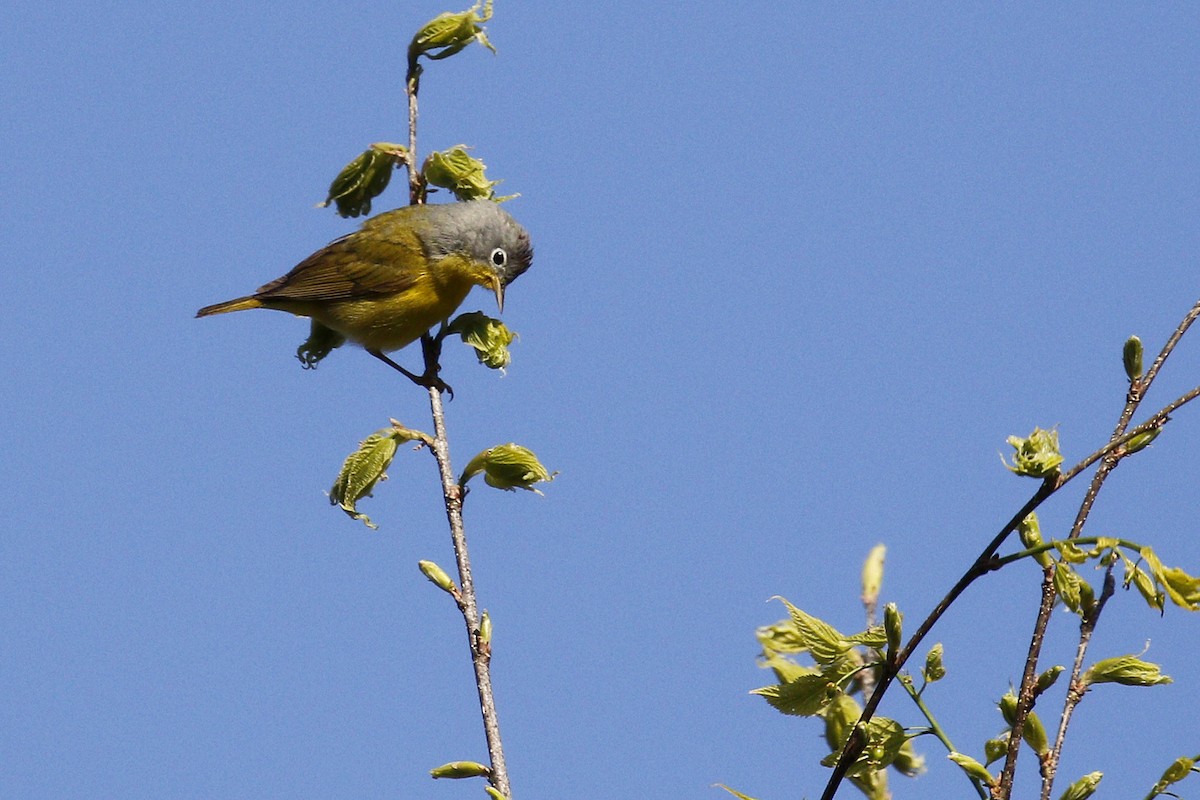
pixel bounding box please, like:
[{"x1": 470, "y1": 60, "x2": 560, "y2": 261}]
[
  {"x1": 923, "y1": 643, "x2": 946, "y2": 683},
  {"x1": 1003, "y1": 427, "x2": 1063, "y2": 478},
  {"x1": 822, "y1": 693, "x2": 862, "y2": 755},
  {"x1": 861, "y1": 543, "x2": 886, "y2": 606},
  {"x1": 1123, "y1": 335, "x2": 1144, "y2": 382},
  {"x1": 460, "y1": 443, "x2": 555, "y2": 493},
  {"x1": 1018, "y1": 512, "x2": 1053, "y2": 567},
  {"x1": 429, "y1": 761, "x2": 491, "y2": 779},
  {"x1": 424, "y1": 146, "x2": 512, "y2": 202},
  {"x1": 983, "y1": 737, "x2": 1008, "y2": 766},
  {"x1": 1035, "y1": 665, "x2": 1064, "y2": 695},
  {"x1": 751, "y1": 674, "x2": 838, "y2": 717},
  {"x1": 1054, "y1": 563, "x2": 1084, "y2": 614},
  {"x1": 296, "y1": 320, "x2": 346, "y2": 369},
  {"x1": 408, "y1": 0, "x2": 495, "y2": 72},
  {"x1": 320, "y1": 143, "x2": 408, "y2": 218},
  {"x1": 1148, "y1": 755, "x2": 1198, "y2": 798},
  {"x1": 883, "y1": 603, "x2": 902, "y2": 658},
  {"x1": 1058, "y1": 771, "x2": 1103, "y2": 800},
  {"x1": 1081, "y1": 654, "x2": 1172, "y2": 688},
  {"x1": 773, "y1": 598, "x2": 849, "y2": 665},
  {"x1": 447, "y1": 311, "x2": 516, "y2": 370},
  {"x1": 948, "y1": 752, "x2": 995, "y2": 787},
  {"x1": 328, "y1": 423, "x2": 432, "y2": 529}
]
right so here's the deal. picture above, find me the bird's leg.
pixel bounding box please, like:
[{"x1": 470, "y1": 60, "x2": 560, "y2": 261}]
[{"x1": 368, "y1": 348, "x2": 454, "y2": 399}]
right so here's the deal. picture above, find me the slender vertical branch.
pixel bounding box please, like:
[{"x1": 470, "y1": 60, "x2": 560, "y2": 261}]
[
  {"x1": 403, "y1": 66, "x2": 510, "y2": 798},
  {"x1": 1039, "y1": 568, "x2": 1116, "y2": 800}
]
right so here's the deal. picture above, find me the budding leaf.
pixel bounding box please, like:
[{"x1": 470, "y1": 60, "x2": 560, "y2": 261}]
[
  {"x1": 1058, "y1": 771, "x2": 1103, "y2": 800},
  {"x1": 484, "y1": 788, "x2": 508, "y2": 800},
  {"x1": 822, "y1": 693, "x2": 862, "y2": 754},
  {"x1": 429, "y1": 761, "x2": 491, "y2": 779},
  {"x1": 1035, "y1": 665, "x2": 1064, "y2": 695},
  {"x1": 715, "y1": 786, "x2": 760, "y2": 800},
  {"x1": 1054, "y1": 563, "x2": 1084, "y2": 615},
  {"x1": 447, "y1": 311, "x2": 516, "y2": 371},
  {"x1": 1149, "y1": 755, "x2": 1197, "y2": 798},
  {"x1": 1018, "y1": 512, "x2": 1053, "y2": 567},
  {"x1": 1123, "y1": 335, "x2": 1144, "y2": 382},
  {"x1": 1003, "y1": 427, "x2": 1063, "y2": 478},
  {"x1": 460, "y1": 443, "x2": 555, "y2": 493},
  {"x1": 923, "y1": 643, "x2": 946, "y2": 683},
  {"x1": 329, "y1": 423, "x2": 432, "y2": 529},
  {"x1": 1081, "y1": 654, "x2": 1172, "y2": 687},
  {"x1": 424, "y1": 146, "x2": 513, "y2": 202},
  {"x1": 948, "y1": 752, "x2": 995, "y2": 787},
  {"x1": 821, "y1": 717, "x2": 907, "y2": 778},
  {"x1": 861, "y1": 543, "x2": 886, "y2": 606},
  {"x1": 296, "y1": 320, "x2": 346, "y2": 369},
  {"x1": 320, "y1": 143, "x2": 408, "y2": 218},
  {"x1": 418, "y1": 560, "x2": 459, "y2": 596},
  {"x1": 983, "y1": 737, "x2": 1008, "y2": 766},
  {"x1": 408, "y1": 0, "x2": 495, "y2": 72}
]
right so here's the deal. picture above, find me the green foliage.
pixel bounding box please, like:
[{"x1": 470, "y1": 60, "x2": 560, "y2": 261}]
[
  {"x1": 1080, "y1": 654, "x2": 1172, "y2": 688},
  {"x1": 1145, "y1": 754, "x2": 1200, "y2": 799},
  {"x1": 1124, "y1": 334, "x2": 1144, "y2": 382},
  {"x1": 424, "y1": 146, "x2": 513, "y2": 202},
  {"x1": 1003, "y1": 426, "x2": 1064, "y2": 478},
  {"x1": 408, "y1": 0, "x2": 495, "y2": 72},
  {"x1": 460, "y1": 443, "x2": 555, "y2": 493},
  {"x1": 328, "y1": 422, "x2": 433, "y2": 529},
  {"x1": 429, "y1": 760, "x2": 491, "y2": 779},
  {"x1": 321, "y1": 143, "x2": 408, "y2": 218},
  {"x1": 447, "y1": 311, "x2": 517, "y2": 370},
  {"x1": 1059, "y1": 771, "x2": 1103, "y2": 800}
]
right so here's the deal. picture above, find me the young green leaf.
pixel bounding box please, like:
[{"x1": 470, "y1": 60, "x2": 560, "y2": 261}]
[
  {"x1": 751, "y1": 674, "x2": 838, "y2": 717},
  {"x1": 1123, "y1": 335, "x2": 1144, "y2": 382},
  {"x1": 861, "y1": 543, "x2": 886, "y2": 606},
  {"x1": 328, "y1": 424, "x2": 432, "y2": 529},
  {"x1": 460, "y1": 443, "x2": 555, "y2": 493},
  {"x1": 923, "y1": 643, "x2": 946, "y2": 683},
  {"x1": 408, "y1": 1, "x2": 496, "y2": 70},
  {"x1": 1054, "y1": 563, "x2": 1084, "y2": 614},
  {"x1": 1018, "y1": 512, "x2": 1053, "y2": 567},
  {"x1": 429, "y1": 761, "x2": 491, "y2": 779},
  {"x1": 320, "y1": 143, "x2": 408, "y2": 218},
  {"x1": 891, "y1": 738, "x2": 926, "y2": 777},
  {"x1": 1147, "y1": 755, "x2": 1198, "y2": 798},
  {"x1": 1058, "y1": 771, "x2": 1103, "y2": 800},
  {"x1": 1034, "y1": 665, "x2": 1064, "y2": 695},
  {"x1": 423, "y1": 146, "x2": 511, "y2": 202},
  {"x1": 1003, "y1": 427, "x2": 1063, "y2": 478},
  {"x1": 447, "y1": 311, "x2": 516, "y2": 370},
  {"x1": 948, "y1": 752, "x2": 995, "y2": 787},
  {"x1": 1081, "y1": 654, "x2": 1172, "y2": 688},
  {"x1": 773, "y1": 598, "x2": 849, "y2": 665}
]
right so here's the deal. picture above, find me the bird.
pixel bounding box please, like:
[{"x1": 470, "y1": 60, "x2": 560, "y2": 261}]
[{"x1": 197, "y1": 200, "x2": 532, "y2": 389}]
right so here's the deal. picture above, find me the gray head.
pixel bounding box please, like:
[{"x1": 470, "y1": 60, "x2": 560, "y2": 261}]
[{"x1": 422, "y1": 200, "x2": 534, "y2": 289}]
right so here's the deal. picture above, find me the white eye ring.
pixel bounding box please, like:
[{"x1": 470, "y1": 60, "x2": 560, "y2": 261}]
[{"x1": 490, "y1": 247, "x2": 508, "y2": 267}]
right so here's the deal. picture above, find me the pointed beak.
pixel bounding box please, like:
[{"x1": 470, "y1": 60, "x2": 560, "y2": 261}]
[{"x1": 491, "y1": 274, "x2": 505, "y2": 314}]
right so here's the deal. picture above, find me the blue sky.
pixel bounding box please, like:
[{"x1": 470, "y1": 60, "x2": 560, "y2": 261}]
[{"x1": 5, "y1": 3, "x2": 1200, "y2": 799}]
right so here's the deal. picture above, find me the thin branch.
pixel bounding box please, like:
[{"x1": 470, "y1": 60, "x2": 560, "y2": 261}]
[
  {"x1": 996, "y1": 298, "x2": 1200, "y2": 799},
  {"x1": 403, "y1": 72, "x2": 510, "y2": 798},
  {"x1": 819, "y1": 308, "x2": 1200, "y2": 799},
  {"x1": 1039, "y1": 568, "x2": 1116, "y2": 800}
]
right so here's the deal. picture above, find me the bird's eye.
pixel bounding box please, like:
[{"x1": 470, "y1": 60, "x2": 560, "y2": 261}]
[{"x1": 490, "y1": 247, "x2": 507, "y2": 267}]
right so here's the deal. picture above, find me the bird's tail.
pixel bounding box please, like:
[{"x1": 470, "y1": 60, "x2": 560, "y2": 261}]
[{"x1": 195, "y1": 296, "x2": 263, "y2": 317}]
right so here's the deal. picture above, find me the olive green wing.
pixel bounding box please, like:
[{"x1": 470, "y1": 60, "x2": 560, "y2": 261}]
[{"x1": 254, "y1": 229, "x2": 424, "y2": 302}]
